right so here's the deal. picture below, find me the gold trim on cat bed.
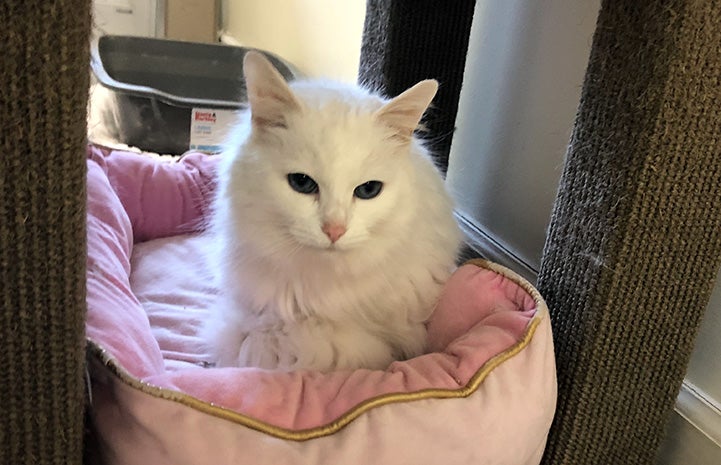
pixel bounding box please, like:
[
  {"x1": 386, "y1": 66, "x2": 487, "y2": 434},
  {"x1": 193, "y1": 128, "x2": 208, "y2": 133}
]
[{"x1": 86, "y1": 258, "x2": 548, "y2": 442}]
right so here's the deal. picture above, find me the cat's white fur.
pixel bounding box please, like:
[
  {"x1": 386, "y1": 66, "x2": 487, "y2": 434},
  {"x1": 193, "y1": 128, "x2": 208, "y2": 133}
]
[{"x1": 203, "y1": 52, "x2": 461, "y2": 371}]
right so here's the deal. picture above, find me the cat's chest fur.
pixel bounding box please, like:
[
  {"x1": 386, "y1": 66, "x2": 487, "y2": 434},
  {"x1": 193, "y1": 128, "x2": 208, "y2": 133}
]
[{"x1": 223, "y1": 230, "x2": 450, "y2": 327}]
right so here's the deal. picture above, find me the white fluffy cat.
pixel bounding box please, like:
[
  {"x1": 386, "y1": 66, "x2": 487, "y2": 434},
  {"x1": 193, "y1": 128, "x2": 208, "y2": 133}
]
[{"x1": 203, "y1": 51, "x2": 461, "y2": 372}]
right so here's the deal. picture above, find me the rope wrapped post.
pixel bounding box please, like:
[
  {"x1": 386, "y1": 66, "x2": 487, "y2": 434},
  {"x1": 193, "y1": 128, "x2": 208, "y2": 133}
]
[
  {"x1": 358, "y1": 0, "x2": 476, "y2": 171},
  {"x1": 538, "y1": 1, "x2": 721, "y2": 464},
  {"x1": 0, "y1": 1, "x2": 91, "y2": 464}
]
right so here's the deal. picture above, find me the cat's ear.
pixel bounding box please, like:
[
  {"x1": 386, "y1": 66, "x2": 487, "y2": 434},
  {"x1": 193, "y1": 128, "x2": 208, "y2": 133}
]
[
  {"x1": 374, "y1": 80, "x2": 438, "y2": 141},
  {"x1": 243, "y1": 51, "x2": 301, "y2": 129}
]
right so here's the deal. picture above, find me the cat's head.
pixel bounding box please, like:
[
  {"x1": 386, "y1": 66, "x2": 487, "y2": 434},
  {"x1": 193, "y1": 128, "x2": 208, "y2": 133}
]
[{"x1": 228, "y1": 51, "x2": 442, "y2": 256}]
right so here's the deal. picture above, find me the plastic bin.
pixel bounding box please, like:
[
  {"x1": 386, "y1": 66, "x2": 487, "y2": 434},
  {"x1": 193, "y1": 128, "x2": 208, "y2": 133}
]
[{"x1": 90, "y1": 35, "x2": 296, "y2": 154}]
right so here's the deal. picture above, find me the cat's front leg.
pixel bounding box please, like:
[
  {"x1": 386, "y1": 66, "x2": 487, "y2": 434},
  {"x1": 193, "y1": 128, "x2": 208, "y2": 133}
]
[
  {"x1": 276, "y1": 319, "x2": 397, "y2": 372},
  {"x1": 203, "y1": 311, "x2": 288, "y2": 369},
  {"x1": 234, "y1": 328, "x2": 299, "y2": 369},
  {"x1": 202, "y1": 314, "x2": 251, "y2": 368}
]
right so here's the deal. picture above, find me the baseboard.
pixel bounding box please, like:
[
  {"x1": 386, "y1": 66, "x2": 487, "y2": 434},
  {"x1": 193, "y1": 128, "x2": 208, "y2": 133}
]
[
  {"x1": 455, "y1": 211, "x2": 538, "y2": 284},
  {"x1": 676, "y1": 381, "x2": 721, "y2": 448}
]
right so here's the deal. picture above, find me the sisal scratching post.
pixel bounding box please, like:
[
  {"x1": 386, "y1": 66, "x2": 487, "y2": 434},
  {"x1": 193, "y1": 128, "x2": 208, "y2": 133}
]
[
  {"x1": 358, "y1": 0, "x2": 476, "y2": 171},
  {"x1": 0, "y1": 1, "x2": 92, "y2": 464},
  {"x1": 537, "y1": 1, "x2": 721, "y2": 464}
]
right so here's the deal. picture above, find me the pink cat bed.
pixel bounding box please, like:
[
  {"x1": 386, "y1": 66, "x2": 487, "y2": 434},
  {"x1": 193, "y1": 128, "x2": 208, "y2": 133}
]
[{"x1": 85, "y1": 145, "x2": 557, "y2": 465}]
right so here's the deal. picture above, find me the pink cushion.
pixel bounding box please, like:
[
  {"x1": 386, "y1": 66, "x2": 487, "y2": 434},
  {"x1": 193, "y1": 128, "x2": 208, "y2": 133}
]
[{"x1": 86, "y1": 144, "x2": 557, "y2": 464}]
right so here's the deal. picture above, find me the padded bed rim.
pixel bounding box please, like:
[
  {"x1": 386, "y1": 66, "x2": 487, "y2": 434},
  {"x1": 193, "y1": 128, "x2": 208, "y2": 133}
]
[{"x1": 86, "y1": 258, "x2": 548, "y2": 442}]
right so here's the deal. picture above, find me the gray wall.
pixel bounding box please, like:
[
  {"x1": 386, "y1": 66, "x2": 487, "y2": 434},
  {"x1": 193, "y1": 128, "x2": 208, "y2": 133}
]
[{"x1": 445, "y1": 1, "x2": 721, "y2": 462}]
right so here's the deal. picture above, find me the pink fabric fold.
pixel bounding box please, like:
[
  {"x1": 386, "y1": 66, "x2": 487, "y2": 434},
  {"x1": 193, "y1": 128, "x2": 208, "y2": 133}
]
[
  {"x1": 85, "y1": 144, "x2": 539, "y2": 431},
  {"x1": 87, "y1": 145, "x2": 218, "y2": 242}
]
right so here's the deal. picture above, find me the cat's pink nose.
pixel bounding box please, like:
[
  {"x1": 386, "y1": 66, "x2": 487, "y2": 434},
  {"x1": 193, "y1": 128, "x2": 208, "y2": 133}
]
[{"x1": 322, "y1": 222, "x2": 347, "y2": 243}]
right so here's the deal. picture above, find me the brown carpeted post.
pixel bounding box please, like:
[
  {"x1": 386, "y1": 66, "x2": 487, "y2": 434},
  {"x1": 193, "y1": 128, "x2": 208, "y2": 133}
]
[
  {"x1": 358, "y1": 0, "x2": 476, "y2": 171},
  {"x1": 537, "y1": 1, "x2": 721, "y2": 464},
  {"x1": 0, "y1": 1, "x2": 91, "y2": 464}
]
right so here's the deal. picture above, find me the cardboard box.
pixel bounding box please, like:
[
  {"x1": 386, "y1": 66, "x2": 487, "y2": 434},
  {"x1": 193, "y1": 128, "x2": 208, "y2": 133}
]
[{"x1": 165, "y1": 0, "x2": 219, "y2": 43}]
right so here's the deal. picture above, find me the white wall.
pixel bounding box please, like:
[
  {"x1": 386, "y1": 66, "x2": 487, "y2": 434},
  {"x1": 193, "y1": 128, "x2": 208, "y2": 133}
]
[
  {"x1": 93, "y1": 0, "x2": 159, "y2": 37},
  {"x1": 221, "y1": 0, "x2": 366, "y2": 83}
]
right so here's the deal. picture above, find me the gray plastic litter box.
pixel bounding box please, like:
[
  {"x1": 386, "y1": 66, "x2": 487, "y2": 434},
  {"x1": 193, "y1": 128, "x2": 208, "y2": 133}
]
[{"x1": 90, "y1": 35, "x2": 296, "y2": 154}]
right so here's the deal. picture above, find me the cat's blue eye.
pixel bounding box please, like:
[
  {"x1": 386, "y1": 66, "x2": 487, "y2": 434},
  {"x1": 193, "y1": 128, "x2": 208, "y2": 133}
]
[
  {"x1": 287, "y1": 173, "x2": 319, "y2": 194},
  {"x1": 353, "y1": 181, "x2": 383, "y2": 199}
]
